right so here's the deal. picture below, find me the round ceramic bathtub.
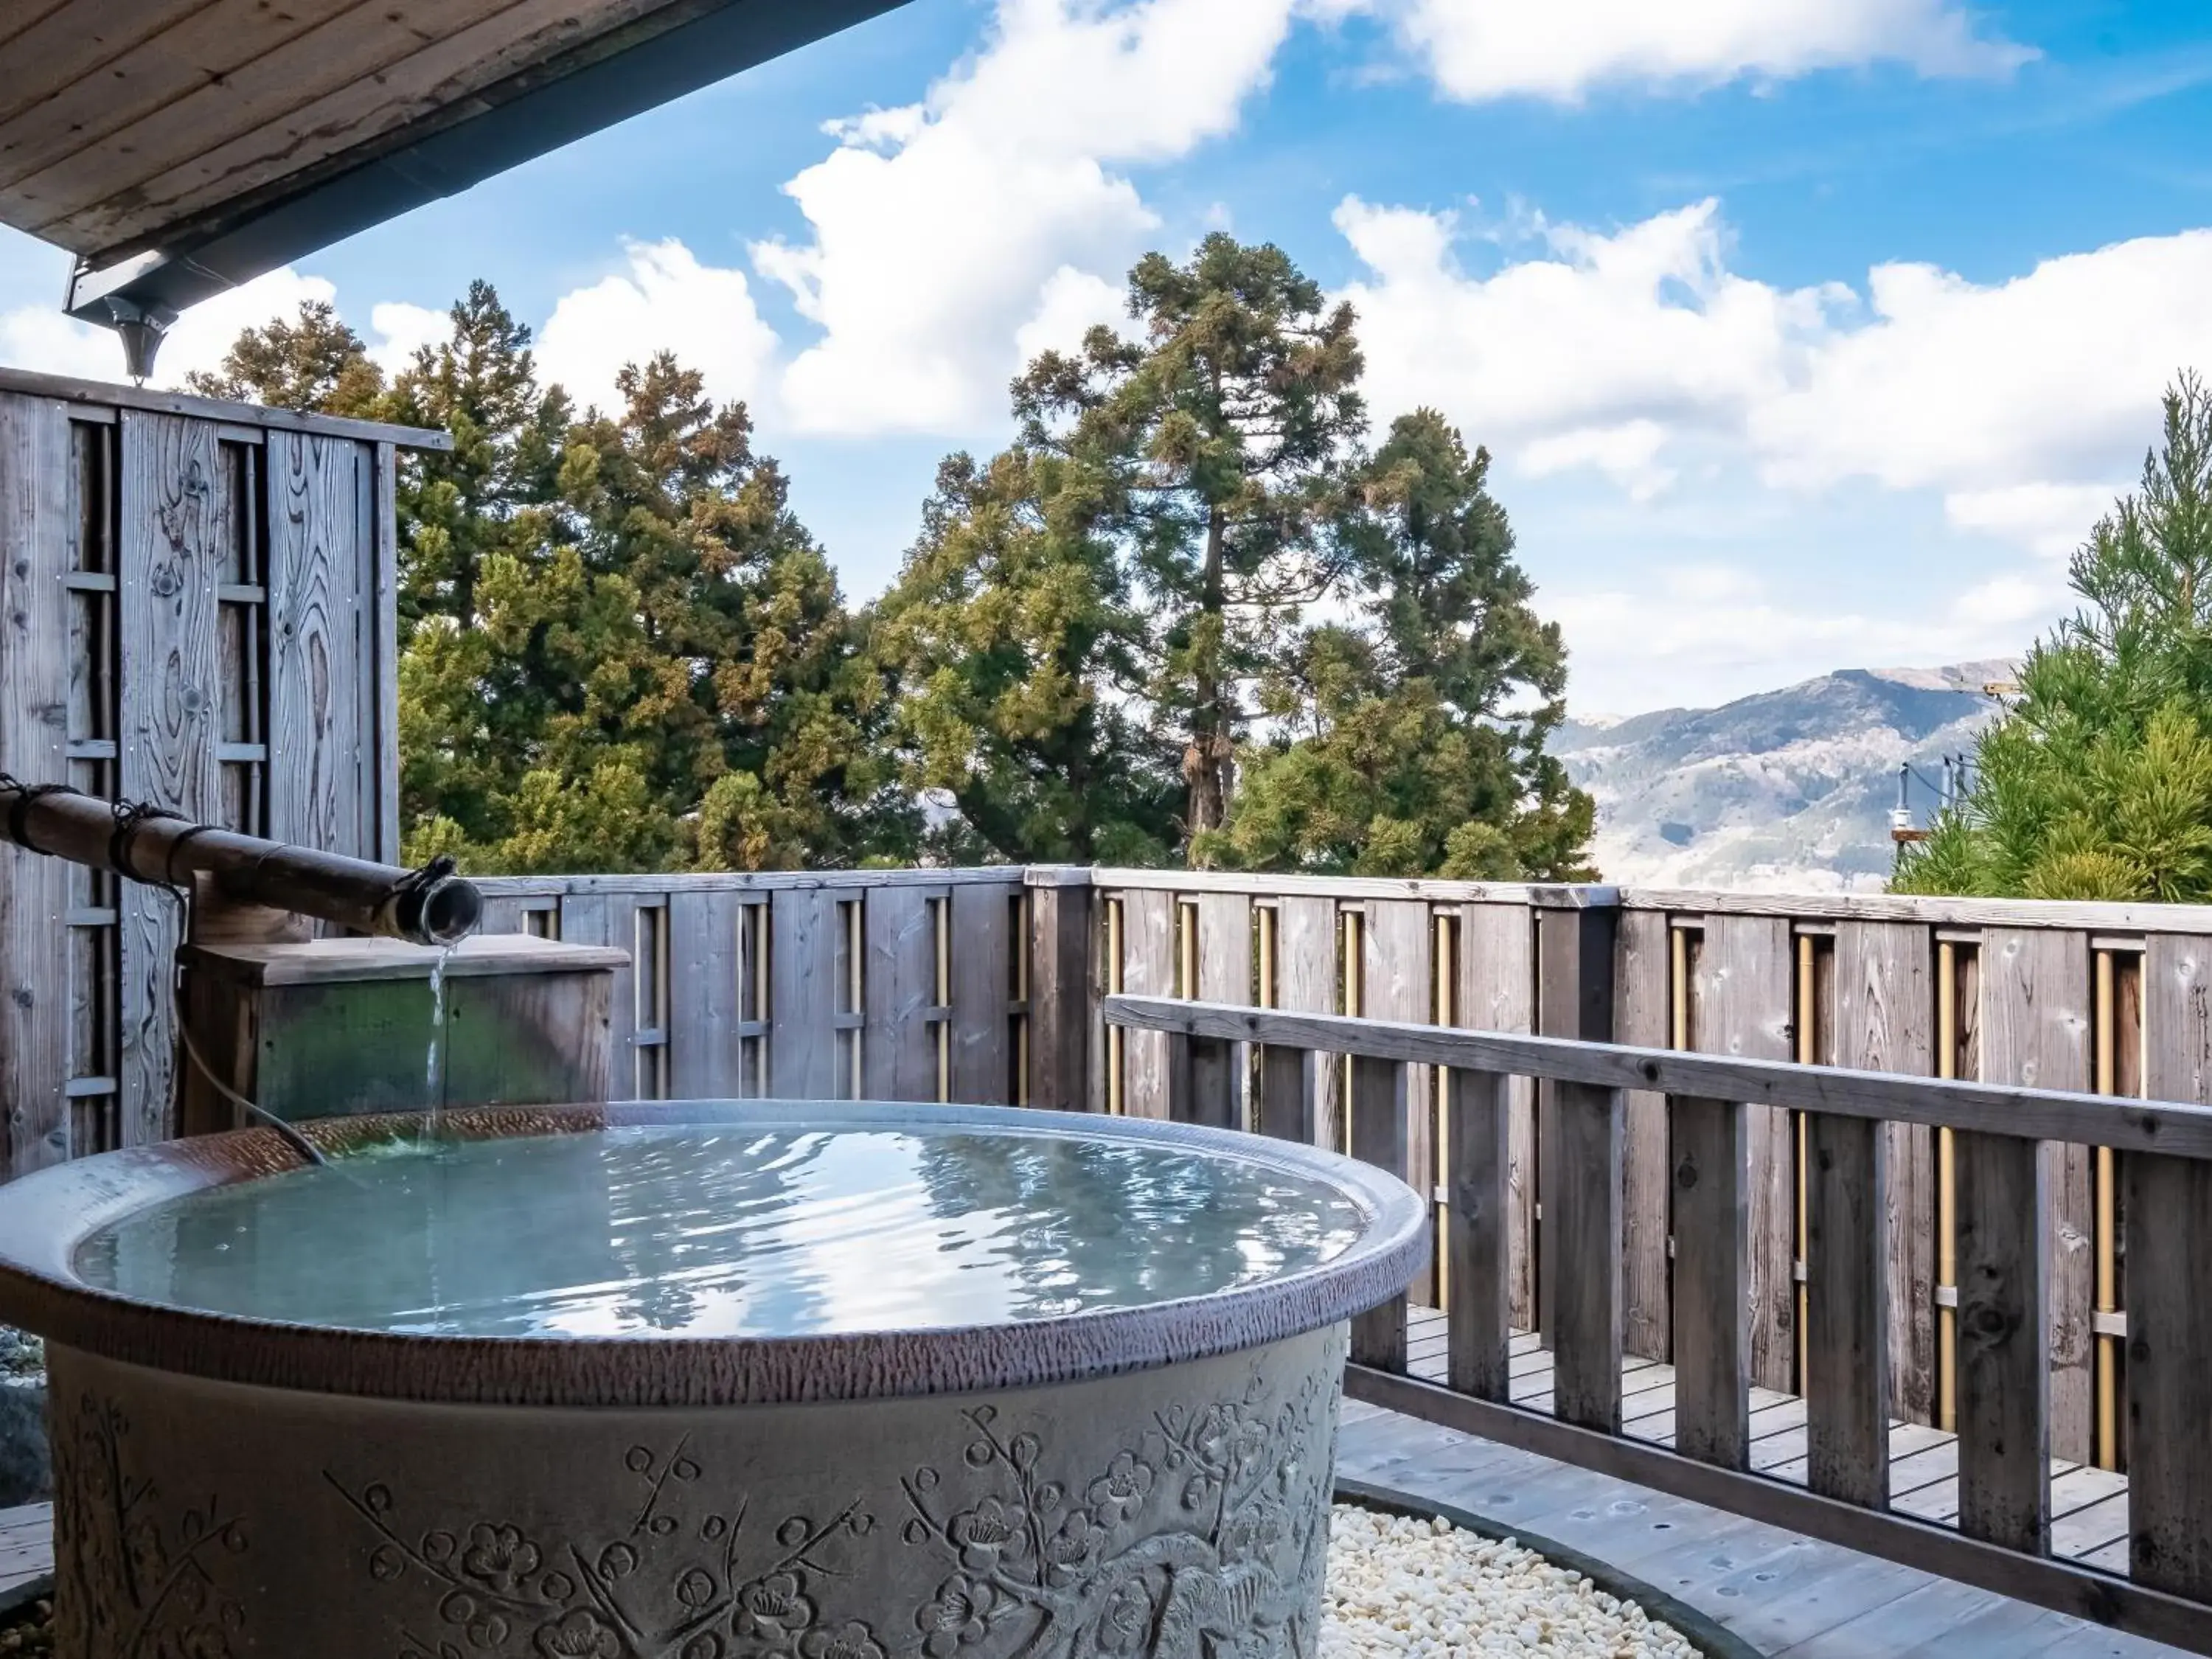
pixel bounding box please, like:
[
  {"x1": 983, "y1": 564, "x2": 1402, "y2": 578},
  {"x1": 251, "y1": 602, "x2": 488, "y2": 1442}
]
[{"x1": 0, "y1": 1101, "x2": 1427, "y2": 1659}]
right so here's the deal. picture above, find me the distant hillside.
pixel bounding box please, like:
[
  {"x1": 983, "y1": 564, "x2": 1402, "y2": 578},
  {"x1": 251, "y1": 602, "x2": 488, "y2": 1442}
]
[{"x1": 1554, "y1": 661, "x2": 2014, "y2": 892}]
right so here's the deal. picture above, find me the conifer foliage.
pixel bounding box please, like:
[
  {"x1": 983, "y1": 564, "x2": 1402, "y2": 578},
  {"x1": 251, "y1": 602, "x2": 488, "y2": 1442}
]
[
  {"x1": 1896, "y1": 373, "x2": 2212, "y2": 902},
  {"x1": 198, "y1": 239, "x2": 1593, "y2": 877}
]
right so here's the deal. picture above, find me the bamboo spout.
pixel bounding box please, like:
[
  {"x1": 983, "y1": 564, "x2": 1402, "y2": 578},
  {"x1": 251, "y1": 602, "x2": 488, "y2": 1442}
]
[{"x1": 0, "y1": 781, "x2": 480, "y2": 947}]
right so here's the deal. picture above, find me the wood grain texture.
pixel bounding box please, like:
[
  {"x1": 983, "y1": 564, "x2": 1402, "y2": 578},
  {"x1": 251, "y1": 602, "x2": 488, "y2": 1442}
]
[
  {"x1": 667, "y1": 888, "x2": 743, "y2": 1099},
  {"x1": 1671, "y1": 1094, "x2": 1749, "y2": 1469},
  {"x1": 1833, "y1": 921, "x2": 1938, "y2": 1427},
  {"x1": 2132, "y1": 933, "x2": 2212, "y2": 1599},
  {"x1": 1805, "y1": 1110, "x2": 1890, "y2": 1509},
  {"x1": 1026, "y1": 881, "x2": 1091, "y2": 1110},
  {"x1": 1537, "y1": 905, "x2": 1617, "y2": 1346},
  {"x1": 1274, "y1": 895, "x2": 1339, "y2": 1147},
  {"x1": 1446, "y1": 1067, "x2": 1512, "y2": 1400},
  {"x1": 862, "y1": 883, "x2": 939, "y2": 1103},
  {"x1": 769, "y1": 888, "x2": 843, "y2": 1100},
  {"x1": 1551, "y1": 1079, "x2": 1626, "y2": 1433},
  {"x1": 1696, "y1": 914, "x2": 1797, "y2": 1393},
  {"x1": 119, "y1": 411, "x2": 223, "y2": 1147},
  {"x1": 1953, "y1": 1128, "x2": 2050, "y2": 1556},
  {"x1": 1190, "y1": 892, "x2": 1251, "y2": 1130},
  {"x1": 1978, "y1": 928, "x2": 2093, "y2": 1465},
  {"x1": 1118, "y1": 888, "x2": 1175, "y2": 1121},
  {"x1": 1349, "y1": 1054, "x2": 1412, "y2": 1371},
  {"x1": 369, "y1": 441, "x2": 399, "y2": 863},
  {"x1": 1103, "y1": 995, "x2": 2212, "y2": 1156},
  {"x1": 265, "y1": 431, "x2": 364, "y2": 858},
  {"x1": 1461, "y1": 902, "x2": 1537, "y2": 1332},
  {"x1": 1616, "y1": 906, "x2": 1672, "y2": 1360},
  {"x1": 1365, "y1": 900, "x2": 1435, "y2": 1302},
  {"x1": 949, "y1": 880, "x2": 1015, "y2": 1104},
  {"x1": 0, "y1": 393, "x2": 74, "y2": 1177}
]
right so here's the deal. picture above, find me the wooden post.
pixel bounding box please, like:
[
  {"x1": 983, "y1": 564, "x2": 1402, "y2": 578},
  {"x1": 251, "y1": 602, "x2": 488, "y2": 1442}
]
[
  {"x1": 1026, "y1": 871, "x2": 1093, "y2": 1111},
  {"x1": 1349, "y1": 1054, "x2": 1412, "y2": 1371},
  {"x1": 1671, "y1": 1094, "x2": 1749, "y2": 1468},
  {"x1": 1617, "y1": 907, "x2": 1673, "y2": 1362},
  {"x1": 1460, "y1": 901, "x2": 1537, "y2": 1333},
  {"x1": 1446, "y1": 1067, "x2": 1512, "y2": 1400},
  {"x1": 1804, "y1": 1110, "x2": 1890, "y2": 1507},
  {"x1": 1954, "y1": 1129, "x2": 2050, "y2": 1555},
  {"x1": 1536, "y1": 897, "x2": 1618, "y2": 1346},
  {"x1": 2132, "y1": 934, "x2": 2212, "y2": 1599}
]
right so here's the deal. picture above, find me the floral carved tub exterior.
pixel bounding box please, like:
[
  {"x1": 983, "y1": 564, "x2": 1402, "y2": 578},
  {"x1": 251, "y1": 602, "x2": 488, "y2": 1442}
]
[{"x1": 0, "y1": 1102, "x2": 1427, "y2": 1659}]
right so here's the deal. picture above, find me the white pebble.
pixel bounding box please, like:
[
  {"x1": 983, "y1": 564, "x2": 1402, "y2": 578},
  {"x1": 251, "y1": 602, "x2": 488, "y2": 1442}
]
[{"x1": 1321, "y1": 1504, "x2": 1700, "y2": 1658}]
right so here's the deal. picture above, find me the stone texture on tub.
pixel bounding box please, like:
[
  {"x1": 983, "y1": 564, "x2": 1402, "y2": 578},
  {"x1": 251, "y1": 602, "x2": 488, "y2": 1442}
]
[{"x1": 52, "y1": 1326, "x2": 1346, "y2": 1659}]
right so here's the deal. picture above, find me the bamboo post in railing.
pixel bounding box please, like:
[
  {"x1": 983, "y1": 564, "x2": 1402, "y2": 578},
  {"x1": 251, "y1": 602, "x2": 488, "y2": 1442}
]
[
  {"x1": 1349, "y1": 1054, "x2": 1413, "y2": 1372},
  {"x1": 1670, "y1": 1094, "x2": 1749, "y2": 1468},
  {"x1": 1445, "y1": 1067, "x2": 1512, "y2": 1400}
]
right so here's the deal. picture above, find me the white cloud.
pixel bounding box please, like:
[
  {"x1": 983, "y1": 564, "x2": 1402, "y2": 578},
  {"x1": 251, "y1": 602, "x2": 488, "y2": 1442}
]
[
  {"x1": 365, "y1": 300, "x2": 452, "y2": 377},
  {"x1": 1335, "y1": 198, "x2": 2212, "y2": 554},
  {"x1": 754, "y1": 0, "x2": 1296, "y2": 437},
  {"x1": 535, "y1": 239, "x2": 779, "y2": 417},
  {"x1": 0, "y1": 266, "x2": 345, "y2": 387},
  {"x1": 1346, "y1": 0, "x2": 2030, "y2": 102}
]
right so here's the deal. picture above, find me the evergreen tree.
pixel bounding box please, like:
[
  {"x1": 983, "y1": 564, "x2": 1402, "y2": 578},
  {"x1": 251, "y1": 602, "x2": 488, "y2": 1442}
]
[
  {"x1": 183, "y1": 299, "x2": 386, "y2": 417},
  {"x1": 870, "y1": 448, "x2": 1180, "y2": 864},
  {"x1": 1012, "y1": 234, "x2": 1367, "y2": 855},
  {"x1": 1896, "y1": 372, "x2": 2212, "y2": 901},
  {"x1": 1205, "y1": 411, "x2": 1594, "y2": 878}
]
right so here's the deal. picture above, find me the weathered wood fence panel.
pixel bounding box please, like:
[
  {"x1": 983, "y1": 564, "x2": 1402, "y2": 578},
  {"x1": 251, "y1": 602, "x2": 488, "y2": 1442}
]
[
  {"x1": 1615, "y1": 907, "x2": 1672, "y2": 1361},
  {"x1": 0, "y1": 375, "x2": 422, "y2": 1180},
  {"x1": 1980, "y1": 928, "x2": 2094, "y2": 1465},
  {"x1": 1460, "y1": 902, "x2": 1537, "y2": 1331},
  {"x1": 1693, "y1": 914, "x2": 1797, "y2": 1393}
]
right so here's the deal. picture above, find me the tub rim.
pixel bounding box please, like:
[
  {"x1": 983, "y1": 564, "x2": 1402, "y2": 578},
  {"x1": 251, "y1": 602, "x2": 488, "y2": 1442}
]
[{"x1": 0, "y1": 1099, "x2": 1427, "y2": 1408}]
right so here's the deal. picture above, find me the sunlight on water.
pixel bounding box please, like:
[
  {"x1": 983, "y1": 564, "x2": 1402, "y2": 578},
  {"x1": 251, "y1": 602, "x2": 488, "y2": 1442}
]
[{"x1": 73, "y1": 1126, "x2": 1367, "y2": 1339}]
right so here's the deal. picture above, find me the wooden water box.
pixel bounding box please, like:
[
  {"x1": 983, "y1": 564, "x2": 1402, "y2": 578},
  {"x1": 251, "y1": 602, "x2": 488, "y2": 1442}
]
[{"x1": 178, "y1": 933, "x2": 627, "y2": 1133}]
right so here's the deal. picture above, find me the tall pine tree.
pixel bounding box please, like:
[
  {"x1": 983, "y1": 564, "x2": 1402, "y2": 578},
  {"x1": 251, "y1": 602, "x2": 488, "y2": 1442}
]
[{"x1": 1896, "y1": 372, "x2": 2212, "y2": 901}]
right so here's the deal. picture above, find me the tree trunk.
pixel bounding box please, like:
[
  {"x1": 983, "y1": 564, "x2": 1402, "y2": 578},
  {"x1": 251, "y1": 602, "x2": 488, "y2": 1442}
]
[{"x1": 1186, "y1": 504, "x2": 1230, "y2": 859}]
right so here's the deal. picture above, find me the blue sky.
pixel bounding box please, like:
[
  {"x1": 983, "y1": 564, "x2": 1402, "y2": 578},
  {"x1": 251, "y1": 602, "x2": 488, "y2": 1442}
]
[{"x1": 7, "y1": 0, "x2": 2212, "y2": 712}]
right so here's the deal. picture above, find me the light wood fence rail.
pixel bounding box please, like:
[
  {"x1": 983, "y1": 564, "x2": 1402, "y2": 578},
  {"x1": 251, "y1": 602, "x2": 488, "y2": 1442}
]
[{"x1": 1103, "y1": 990, "x2": 2212, "y2": 1653}]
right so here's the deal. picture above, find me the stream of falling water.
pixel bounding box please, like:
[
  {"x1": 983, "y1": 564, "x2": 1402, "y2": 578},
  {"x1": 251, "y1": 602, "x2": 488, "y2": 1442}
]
[{"x1": 422, "y1": 943, "x2": 456, "y2": 1142}]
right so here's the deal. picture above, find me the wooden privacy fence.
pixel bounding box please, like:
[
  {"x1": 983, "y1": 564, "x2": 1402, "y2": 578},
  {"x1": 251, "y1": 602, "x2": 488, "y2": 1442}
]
[
  {"x1": 1103, "y1": 990, "x2": 2212, "y2": 1654},
  {"x1": 1082, "y1": 872, "x2": 2197, "y2": 1480},
  {"x1": 470, "y1": 870, "x2": 1034, "y2": 1106},
  {"x1": 0, "y1": 369, "x2": 437, "y2": 1178}
]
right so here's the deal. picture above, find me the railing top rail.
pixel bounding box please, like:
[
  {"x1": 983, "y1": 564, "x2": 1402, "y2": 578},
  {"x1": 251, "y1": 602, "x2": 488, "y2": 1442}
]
[
  {"x1": 473, "y1": 869, "x2": 1029, "y2": 895},
  {"x1": 1103, "y1": 995, "x2": 2212, "y2": 1159}
]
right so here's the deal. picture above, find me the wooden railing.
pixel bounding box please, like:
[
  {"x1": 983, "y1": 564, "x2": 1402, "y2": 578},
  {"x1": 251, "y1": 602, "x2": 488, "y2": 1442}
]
[{"x1": 1102, "y1": 991, "x2": 2212, "y2": 1653}]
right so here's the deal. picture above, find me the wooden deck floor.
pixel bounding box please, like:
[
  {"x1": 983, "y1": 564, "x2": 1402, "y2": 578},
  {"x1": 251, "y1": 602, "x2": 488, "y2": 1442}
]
[
  {"x1": 1403, "y1": 1309, "x2": 2135, "y2": 1572},
  {"x1": 0, "y1": 1502, "x2": 50, "y2": 1614}
]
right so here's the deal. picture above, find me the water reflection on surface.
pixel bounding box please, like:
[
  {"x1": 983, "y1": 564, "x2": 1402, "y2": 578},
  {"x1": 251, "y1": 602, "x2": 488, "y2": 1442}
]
[{"x1": 73, "y1": 1127, "x2": 1367, "y2": 1339}]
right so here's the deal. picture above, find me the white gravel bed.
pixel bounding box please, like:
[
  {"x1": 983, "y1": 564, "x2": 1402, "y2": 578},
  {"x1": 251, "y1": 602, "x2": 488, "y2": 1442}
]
[{"x1": 1322, "y1": 1504, "x2": 1703, "y2": 1658}]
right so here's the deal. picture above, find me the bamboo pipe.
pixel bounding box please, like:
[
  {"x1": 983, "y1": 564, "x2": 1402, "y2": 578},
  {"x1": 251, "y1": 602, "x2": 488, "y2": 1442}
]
[{"x1": 0, "y1": 782, "x2": 479, "y2": 948}]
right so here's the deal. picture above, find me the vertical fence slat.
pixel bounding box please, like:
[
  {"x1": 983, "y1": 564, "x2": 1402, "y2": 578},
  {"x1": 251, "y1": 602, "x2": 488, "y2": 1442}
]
[
  {"x1": 1955, "y1": 1128, "x2": 2051, "y2": 1555},
  {"x1": 1696, "y1": 914, "x2": 1796, "y2": 1392},
  {"x1": 1349, "y1": 1054, "x2": 1411, "y2": 1371},
  {"x1": 1461, "y1": 901, "x2": 1537, "y2": 1332},
  {"x1": 265, "y1": 430, "x2": 364, "y2": 859},
  {"x1": 1365, "y1": 900, "x2": 1434, "y2": 1304},
  {"x1": 1553, "y1": 1079, "x2": 1625, "y2": 1433},
  {"x1": 1617, "y1": 907, "x2": 1672, "y2": 1361},
  {"x1": 667, "y1": 888, "x2": 741, "y2": 1099},
  {"x1": 1980, "y1": 928, "x2": 2093, "y2": 1464},
  {"x1": 770, "y1": 887, "x2": 840, "y2": 1099},
  {"x1": 1027, "y1": 874, "x2": 1093, "y2": 1110},
  {"x1": 1446, "y1": 1066, "x2": 1511, "y2": 1400},
  {"x1": 1806, "y1": 1110, "x2": 1890, "y2": 1507},
  {"x1": 1191, "y1": 891, "x2": 1251, "y2": 1131},
  {"x1": 1537, "y1": 902, "x2": 1618, "y2": 1347},
  {"x1": 2132, "y1": 933, "x2": 2212, "y2": 1599},
  {"x1": 1274, "y1": 895, "x2": 1339, "y2": 1147},
  {"x1": 1671, "y1": 1093, "x2": 1749, "y2": 1468},
  {"x1": 1119, "y1": 888, "x2": 1174, "y2": 1120},
  {"x1": 0, "y1": 393, "x2": 72, "y2": 1178},
  {"x1": 864, "y1": 883, "x2": 939, "y2": 1102},
  {"x1": 948, "y1": 881, "x2": 1013, "y2": 1103},
  {"x1": 119, "y1": 411, "x2": 223, "y2": 1148},
  {"x1": 1834, "y1": 921, "x2": 1938, "y2": 1426}
]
